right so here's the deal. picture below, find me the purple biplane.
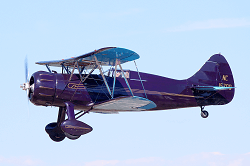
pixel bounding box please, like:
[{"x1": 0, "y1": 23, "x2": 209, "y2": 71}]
[{"x1": 20, "y1": 47, "x2": 235, "y2": 142}]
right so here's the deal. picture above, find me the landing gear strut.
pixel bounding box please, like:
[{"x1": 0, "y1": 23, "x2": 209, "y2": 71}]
[
  {"x1": 200, "y1": 106, "x2": 209, "y2": 118},
  {"x1": 45, "y1": 102, "x2": 93, "y2": 142}
]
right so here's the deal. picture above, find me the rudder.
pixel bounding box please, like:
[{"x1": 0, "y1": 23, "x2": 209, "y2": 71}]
[{"x1": 188, "y1": 54, "x2": 235, "y2": 105}]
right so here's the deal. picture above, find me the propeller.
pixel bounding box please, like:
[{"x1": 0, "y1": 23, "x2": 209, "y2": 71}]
[
  {"x1": 20, "y1": 56, "x2": 30, "y2": 92},
  {"x1": 21, "y1": 56, "x2": 35, "y2": 101},
  {"x1": 20, "y1": 56, "x2": 32, "y2": 119},
  {"x1": 25, "y1": 56, "x2": 29, "y2": 83}
]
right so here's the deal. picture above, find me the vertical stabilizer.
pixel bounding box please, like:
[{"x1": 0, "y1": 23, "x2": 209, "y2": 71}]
[{"x1": 188, "y1": 54, "x2": 235, "y2": 105}]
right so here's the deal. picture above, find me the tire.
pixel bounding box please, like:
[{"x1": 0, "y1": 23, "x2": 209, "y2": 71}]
[
  {"x1": 49, "y1": 132, "x2": 65, "y2": 142},
  {"x1": 201, "y1": 110, "x2": 209, "y2": 118},
  {"x1": 45, "y1": 122, "x2": 66, "y2": 142}
]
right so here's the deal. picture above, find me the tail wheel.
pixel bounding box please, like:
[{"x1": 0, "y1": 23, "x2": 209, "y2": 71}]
[{"x1": 201, "y1": 110, "x2": 209, "y2": 118}]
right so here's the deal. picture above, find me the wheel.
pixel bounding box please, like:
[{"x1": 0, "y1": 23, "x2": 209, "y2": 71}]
[
  {"x1": 201, "y1": 110, "x2": 209, "y2": 118},
  {"x1": 45, "y1": 122, "x2": 66, "y2": 142},
  {"x1": 64, "y1": 132, "x2": 81, "y2": 140},
  {"x1": 49, "y1": 132, "x2": 65, "y2": 142}
]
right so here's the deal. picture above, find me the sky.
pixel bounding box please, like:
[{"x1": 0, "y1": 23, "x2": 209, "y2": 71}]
[{"x1": 0, "y1": 0, "x2": 250, "y2": 165}]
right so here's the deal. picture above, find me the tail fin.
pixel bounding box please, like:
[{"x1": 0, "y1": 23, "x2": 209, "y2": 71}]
[{"x1": 188, "y1": 54, "x2": 235, "y2": 105}]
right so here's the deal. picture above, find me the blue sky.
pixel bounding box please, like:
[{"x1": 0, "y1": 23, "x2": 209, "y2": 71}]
[{"x1": 1, "y1": 0, "x2": 250, "y2": 166}]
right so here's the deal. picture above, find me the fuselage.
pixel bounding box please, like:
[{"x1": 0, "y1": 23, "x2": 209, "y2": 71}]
[{"x1": 28, "y1": 69, "x2": 234, "y2": 112}]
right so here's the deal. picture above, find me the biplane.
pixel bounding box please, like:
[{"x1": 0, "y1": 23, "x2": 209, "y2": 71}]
[{"x1": 20, "y1": 47, "x2": 235, "y2": 142}]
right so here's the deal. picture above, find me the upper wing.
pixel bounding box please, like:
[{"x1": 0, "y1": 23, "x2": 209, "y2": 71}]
[{"x1": 36, "y1": 47, "x2": 139, "y2": 68}]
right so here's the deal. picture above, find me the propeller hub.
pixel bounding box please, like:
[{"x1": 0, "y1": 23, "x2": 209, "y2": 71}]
[{"x1": 20, "y1": 82, "x2": 30, "y2": 90}]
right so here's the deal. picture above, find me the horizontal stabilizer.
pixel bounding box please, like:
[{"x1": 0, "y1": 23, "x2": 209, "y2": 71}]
[
  {"x1": 93, "y1": 96, "x2": 157, "y2": 111},
  {"x1": 192, "y1": 86, "x2": 235, "y2": 91}
]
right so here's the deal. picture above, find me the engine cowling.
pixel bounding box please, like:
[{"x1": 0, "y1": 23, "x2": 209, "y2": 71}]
[{"x1": 29, "y1": 71, "x2": 56, "y2": 106}]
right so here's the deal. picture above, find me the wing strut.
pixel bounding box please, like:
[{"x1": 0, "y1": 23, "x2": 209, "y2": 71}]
[
  {"x1": 69, "y1": 61, "x2": 77, "y2": 81},
  {"x1": 94, "y1": 56, "x2": 112, "y2": 97},
  {"x1": 46, "y1": 64, "x2": 52, "y2": 73},
  {"x1": 80, "y1": 65, "x2": 97, "y2": 83},
  {"x1": 65, "y1": 58, "x2": 98, "y2": 85},
  {"x1": 76, "y1": 61, "x2": 84, "y2": 82},
  {"x1": 134, "y1": 61, "x2": 147, "y2": 99},
  {"x1": 61, "y1": 64, "x2": 71, "y2": 74},
  {"x1": 118, "y1": 60, "x2": 134, "y2": 97},
  {"x1": 111, "y1": 59, "x2": 118, "y2": 99}
]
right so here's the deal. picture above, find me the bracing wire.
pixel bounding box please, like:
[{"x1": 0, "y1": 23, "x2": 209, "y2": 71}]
[{"x1": 134, "y1": 61, "x2": 147, "y2": 99}]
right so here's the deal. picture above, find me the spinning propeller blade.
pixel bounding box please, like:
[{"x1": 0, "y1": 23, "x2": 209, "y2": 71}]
[
  {"x1": 20, "y1": 56, "x2": 31, "y2": 96},
  {"x1": 24, "y1": 56, "x2": 30, "y2": 119},
  {"x1": 25, "y1": 56, "x2": 29, "y2": 97},
  {"x1": 25, "y1": 56, "x2": 29, "y2": 83}
]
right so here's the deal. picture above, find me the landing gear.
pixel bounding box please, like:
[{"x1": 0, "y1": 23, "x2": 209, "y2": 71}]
[
  {"x1": 200, "y1": 106, "x2": 209, "y2": 118},
  {"x1": 60, "y1": 102, "x2": 93, "y2": 137},
  {"x1": 201, "y1": 110, "x2": 209, "y2": 118},
  {"x1": 45, "y1": 122, "x2": 65, "y2": 142},
  {"x1": 45, "y1": 102, "x2": 93, "y2": 142},
  {"x1": 45, "y1": 107, "x2": 66, "y2": 142}
]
